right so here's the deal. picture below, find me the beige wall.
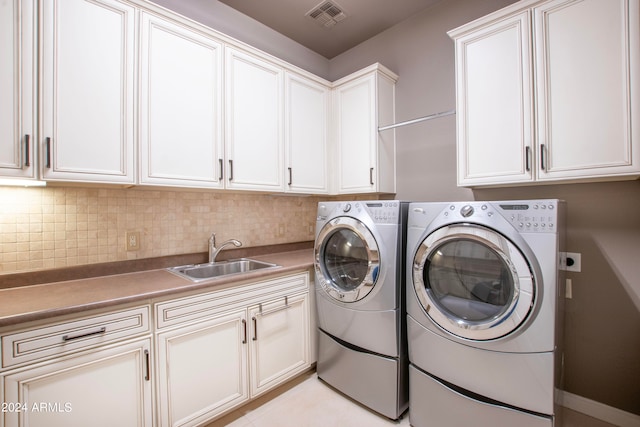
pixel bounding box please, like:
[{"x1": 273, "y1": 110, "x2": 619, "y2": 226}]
[
  {"x1": 329, "y1": 0, "x2": 640, "y2": 416},
  {"x1": 0, "y1": 187, "x2": 319, "y2": 274}
]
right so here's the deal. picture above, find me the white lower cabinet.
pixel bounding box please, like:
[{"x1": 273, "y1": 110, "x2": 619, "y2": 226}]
[
  {"x1": 155, "y1": 309, "x2": 249, "y2": 427},
  {"x1": 248, "y1": 292, "x2": 310, "y2": 397},
  {"x1": 0, "y1": 274, "x2": 311, "y2": 427},
  {"x1": 2, "y1": 338, "x2": 153, "y2": 427},
  {"x1": 0, "y1": 306, "x2": 153, "y2": 427},
  {"x1": 155, "y1": 272, "x2": 311, "y2": 427}
]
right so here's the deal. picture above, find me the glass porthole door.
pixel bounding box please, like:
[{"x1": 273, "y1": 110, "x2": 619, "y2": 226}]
[
  {"x1": 412, "y1": 224, "x2": 535, "y2": 340},
  {"x1": 314, "y1": 217, "x2": 380, "y2": 303}
]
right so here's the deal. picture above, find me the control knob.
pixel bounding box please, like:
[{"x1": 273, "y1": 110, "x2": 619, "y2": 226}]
[{"x1": 460, "y1": 205, "x2": 474, "y2": 218}]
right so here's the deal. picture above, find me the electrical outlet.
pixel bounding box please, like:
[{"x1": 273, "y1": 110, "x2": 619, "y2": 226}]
[
  {"x1": 565, "y1": 252, "x2": 581, "y2": 272},
  {"x1": 560, "y1": 252, "x2": 582, "y2": 272},
  {"x1": 277, "y1": 223, "x2": 285, "y2": 237},
  {"x1": 126, "y1": 231, "x2": 140, "y2": 251}
]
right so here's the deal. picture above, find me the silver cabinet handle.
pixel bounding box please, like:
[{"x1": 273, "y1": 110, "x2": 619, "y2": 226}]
[
  {"x1": 218, "y1": 158, "x2": 224, "y2": 181},
  {"x1": 229, "y1": 159, "x2": 234, "y2": 181},
  {"x1": 62, "y1": 326, "x2": 106, "y2": 342},
  {"x1": 540, "y1": 144, "x2": 547, "y2": 171},
  {"x1": 288, "y1": 167, "x2": 292, "y2": 186},
  {"x1": 370, "y1": 167, "x2": 374, "y2": 185},
  {"x1": 525, "y1": 146, "x2": 531, "y2": 172},
  {"x1": 24, "y1": 134, "x2": 31, "y2": 167},
  {"x1": 257, "y1": 296, "x2": 290, "y2": 317}
]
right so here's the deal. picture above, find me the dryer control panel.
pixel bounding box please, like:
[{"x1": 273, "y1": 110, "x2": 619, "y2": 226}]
[
  {"x1": 494, "y1": 200, "x2": 559, "y2": 232},
  {"x1": 440, "y1": 200, "x2": 561, "y2": 233}
]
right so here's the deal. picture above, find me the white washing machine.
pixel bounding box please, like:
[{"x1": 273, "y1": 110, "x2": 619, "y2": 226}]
[
  {"x1": 406, "y1": 200, "x2": 565, "y2": 427},
  {"x1": 314, "y1": 200, "x2": 409, "y2": 420}
]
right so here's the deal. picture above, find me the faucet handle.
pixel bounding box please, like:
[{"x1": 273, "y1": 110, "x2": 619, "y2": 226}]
[{"x1": 209, "y1": 232, "x2": 216, "y2": 246}]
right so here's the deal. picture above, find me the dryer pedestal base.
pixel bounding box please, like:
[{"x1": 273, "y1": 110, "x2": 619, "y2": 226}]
[
  {"x1": 409, "y1": 364, "x2": 555, "y2": 427},
  {"x1": 317, "y1": 329, "x2": 408, "y2": 420}
]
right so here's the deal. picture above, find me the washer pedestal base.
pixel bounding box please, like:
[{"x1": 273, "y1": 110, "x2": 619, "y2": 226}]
[
  {"x1": 409, "y1": 364, "x2": 555, "y2": 427},
  {"x1": 317, "y1": 329, "x2": 408, "y2": 420}
]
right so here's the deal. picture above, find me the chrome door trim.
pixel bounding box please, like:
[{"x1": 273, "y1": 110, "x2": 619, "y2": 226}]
[
  {"x1": 314, "y1": 216, "x2": 380, "y2": 303},
  {"x1": 412, "y1": 223, "x2": 535, "y2": 340}
]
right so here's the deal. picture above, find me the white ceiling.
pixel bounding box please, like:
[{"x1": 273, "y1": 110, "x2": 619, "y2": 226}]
[{"x1": 217, "y1": 0, "x2": 444, "y2": 58}]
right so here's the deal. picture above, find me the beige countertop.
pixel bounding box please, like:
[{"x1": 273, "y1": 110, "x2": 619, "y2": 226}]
[{"x1": 0, "y1": 249, "x2": 314, "y2": 328}]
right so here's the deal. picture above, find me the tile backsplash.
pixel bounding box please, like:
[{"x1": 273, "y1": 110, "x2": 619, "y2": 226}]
[{"x1": 0, "y1": 186, "x2": 323, "y2": 274}]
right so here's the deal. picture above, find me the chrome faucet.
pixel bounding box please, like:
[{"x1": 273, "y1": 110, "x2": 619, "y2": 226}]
[{"x1": 208, "y1": 233, "x2": 242, "y2": 263}]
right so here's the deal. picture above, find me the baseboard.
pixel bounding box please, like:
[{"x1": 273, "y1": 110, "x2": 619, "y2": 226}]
[{"x1": 562, "y1": 391, "x2": 640, "y2": 427}]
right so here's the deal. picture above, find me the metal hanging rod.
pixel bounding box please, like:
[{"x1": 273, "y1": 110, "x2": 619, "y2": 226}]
[{"x1": 378, "y1": 109, "x2": 456, "y2": 132}]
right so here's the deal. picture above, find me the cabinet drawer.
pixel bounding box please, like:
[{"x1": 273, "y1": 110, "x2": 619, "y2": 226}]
[
  {"x1": 1, "y1": 306, "x2": 150, "y2": 368},
  {"x1": 156, "y1": 272, "x2": 308, "y2": 330}
]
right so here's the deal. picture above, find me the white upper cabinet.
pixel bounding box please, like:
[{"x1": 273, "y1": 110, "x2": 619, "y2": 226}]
[
  {"x1": 450, "y1": 0, "x2": 640, "y2": 187},
  {"x1": 534, "y1": 0, "x2": 639, "y2": 181},
  {"x1": 0, "y1": 0, "x2": 36, "y2": 180},
  {"x1": 284, "y1": 72, "x2": 329, "y2": 194},
  {"x1": 225, "y1": 47, "x2": 284, "y2": 192},
  {"x1": 139, "y1": 12, "x2": 224, "y2": 188},
  {"x1": 7, "y1": 0, "x2": 396, "y2": 194},
  {"x1": 333, "y1": 64, "x2": 397, "y2": 194},
  {"x1": 452, "y1": 11, "x2": 534, "y2": 186},
  {"x1": 41, "y1": 0, "x2": 136, "y2": 184}
]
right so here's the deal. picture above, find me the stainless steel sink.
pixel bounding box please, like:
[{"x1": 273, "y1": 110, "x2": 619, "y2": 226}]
[{"x1": 167, "y1": 258, "x2": 279, "y2": 282}]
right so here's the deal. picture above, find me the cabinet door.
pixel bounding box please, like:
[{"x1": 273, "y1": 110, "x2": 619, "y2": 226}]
[
  {"x1": 0, "y1": 0, "x2": 35, "y2": 180},
  {"x1": 139, "y1": 13, "x2": 224, "y2": 188},
  {"x1": 248, "y1": 292, "x2": 310, "y2": 398},
  {"x1": 454, "y1": 10, "x2": 535, "y2": 186},
  {"x1": 41, "y1": 0, "x2": 135, "y2": 183},
  {"x1": 225, "y1": 48, "x2": 284, "y2": 192},
  {"x1": 2, "y1": 338, "x2": 153, "y2": 427},
  {"x1": 335, "y1": 73, "x2": 378, "y2": 193},
  {"x1": 156, "y1": 310, "x2": 249, "y2": 427},
  {"x1": 284, "y1": 72, "x2": 329, "y2": 194},
  {"x1": 534, "y1": 0, "x2": 640, "y2": 180}
]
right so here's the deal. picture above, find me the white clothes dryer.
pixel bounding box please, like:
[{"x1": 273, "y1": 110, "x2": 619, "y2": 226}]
[
  {"x1": 406, "y1": 200, "x2": 565, "y2": 427},
  {"x1": 314, "y1": 201, "x2": 409, "y2": 420}
]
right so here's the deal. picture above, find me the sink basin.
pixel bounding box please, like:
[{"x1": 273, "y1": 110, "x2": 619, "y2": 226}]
[{"x1": 167, "y1": 258, "x2": 279, "y2": 282}]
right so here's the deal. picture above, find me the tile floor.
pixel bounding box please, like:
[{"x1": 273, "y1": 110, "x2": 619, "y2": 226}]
[{"x1": 204, "y1": 370, "x2": 618, "y2": 427}]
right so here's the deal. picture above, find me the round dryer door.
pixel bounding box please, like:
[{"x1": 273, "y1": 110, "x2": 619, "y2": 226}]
[
  {"x1": 412, "y1": 224, "x2": 535, "y2": 340},
  {"x1": 314, "y1": 217, "x2": 380, "y2": 303}
]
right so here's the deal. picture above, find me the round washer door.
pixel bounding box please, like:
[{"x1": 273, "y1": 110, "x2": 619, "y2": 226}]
[
  {"x1": 412, "y1": 223, "x2": 535, "y2": 341},
  {"x1": 314, "y1": 217, "x2": 380, "y2": 303}
]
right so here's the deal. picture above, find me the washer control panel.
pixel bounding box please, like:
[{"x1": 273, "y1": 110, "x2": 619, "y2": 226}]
[
  {"x1": 365, "y1": 201, "x2": 401, "y2": 224},
  {"x1": 317, "y1": 201, "x2": 402, "y2": 224},
  {"x1": 444, "y1": 200, "x2": 559, "y2": 232}
]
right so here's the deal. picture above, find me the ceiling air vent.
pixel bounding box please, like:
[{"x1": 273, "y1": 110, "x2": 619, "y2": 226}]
[{"x1": 306, "y1": 1, "x2": 347, "y2": 28}]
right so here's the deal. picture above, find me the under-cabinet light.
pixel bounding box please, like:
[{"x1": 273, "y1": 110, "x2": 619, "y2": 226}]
[{"x1": 0, "y1": 178, "x2": 47, "y2": 187}]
